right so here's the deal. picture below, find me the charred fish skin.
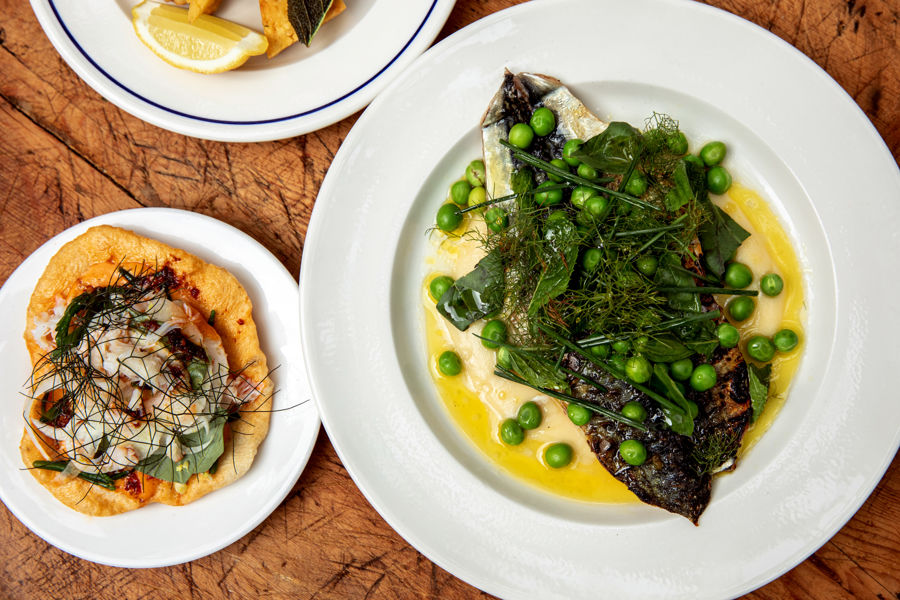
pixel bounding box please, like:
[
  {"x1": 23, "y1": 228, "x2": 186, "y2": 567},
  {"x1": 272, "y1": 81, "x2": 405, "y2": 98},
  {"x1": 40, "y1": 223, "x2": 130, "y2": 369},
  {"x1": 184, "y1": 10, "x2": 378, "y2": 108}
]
[
  {"x1": 563, "y1": 344, "x2": 752, "y2": 525},
  {"x1": 481, "y1": 71, "x2": 608, "y2": 200}
]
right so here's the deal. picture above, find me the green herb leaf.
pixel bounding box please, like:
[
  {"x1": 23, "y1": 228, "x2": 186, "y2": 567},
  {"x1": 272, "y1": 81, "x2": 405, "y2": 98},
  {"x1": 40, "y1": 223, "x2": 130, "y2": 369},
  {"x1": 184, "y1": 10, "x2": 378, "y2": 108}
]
[
  {"x1": 638, "y1": 334, "x2": 693, "y2": 363},
  {"x1": 287, "y1": 0, "x2": 334, "y2": 46},
  {"x1": 32, "y1": 460, "x2": 117, "y2": 490},
  {"x1": 135, "y1": 416, "x2": 226, "y2": 484},
  {"x1": 39, "y1": 394, "x2": 68, "y2": 424},
  {"x1": 436, "y1": 249, "x2": 505, "y2": 331},
  {"x1": 528, "y1": 218, "x2": 579, "y2": 316},
  {"x1": 698, "y1": 204, "x2": 751, "y2": 277},
  {"x1": 573, "y1": 122, "x2": 643, "y2": 174},
  {"x1": 501, "y1": 347, "x2": 568, "y2": 392},
  {"x1": 652, "y1": 364, "x2": 695, "y2": 436},
  {"x1": 654, "y1": 253, "x2": 701, "y2": 312},
  {"x1": 664, "y1": 160, "x2": 693, "y2": 211},
  {"x1": 53, "y1": 290, "x2": 112, "y2": 356},
  {"x1": 207, "y1": 309, "x2": 216, "y2": 326},
  {"x1": 187, "y1": 360, "x2": 208, "y2": 391},
  {"x1": 511, "y1": 167, "x2": 534, "y2": 196},
  {"x1": 748, "y1": 363, "x2": 772, "y2": 423}
]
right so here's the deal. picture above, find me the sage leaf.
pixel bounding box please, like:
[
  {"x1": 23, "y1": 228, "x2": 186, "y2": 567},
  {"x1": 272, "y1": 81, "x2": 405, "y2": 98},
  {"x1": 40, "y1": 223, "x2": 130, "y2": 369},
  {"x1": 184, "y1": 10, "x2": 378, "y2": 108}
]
[{"x1": 287, "y1": 0, "x2": 334, "y2": 46}]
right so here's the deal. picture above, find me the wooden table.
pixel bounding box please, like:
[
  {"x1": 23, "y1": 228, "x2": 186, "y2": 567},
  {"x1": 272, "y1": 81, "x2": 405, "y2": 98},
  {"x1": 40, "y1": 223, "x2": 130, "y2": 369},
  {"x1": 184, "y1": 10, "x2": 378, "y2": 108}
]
[{"x1": 1, "y1": 0, "x2": 898, "y2": 597}]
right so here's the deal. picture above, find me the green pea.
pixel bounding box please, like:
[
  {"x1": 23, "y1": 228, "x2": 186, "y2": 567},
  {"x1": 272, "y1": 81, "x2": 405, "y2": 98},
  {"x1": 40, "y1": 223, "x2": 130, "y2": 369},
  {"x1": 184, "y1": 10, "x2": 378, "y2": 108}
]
[
  {"x1": 499, "y1": 418, "x2": 524, "y2": 446},
  {"x1": 437, "y1": 350, "x2": 462, "y2": 376},
  {"x1": 584, "y1": 195, "x2": 609, "y2": 218},
  {"x1": 567, "y1": 403, "x2": 592, "y2": 426},
  {"x1": 508, "y1": 123, "x2": 534, "y2": 149},
  {"x1": 517, "y1": 401, "x2": 542, "y2": 430},
  {"x1": 428, "y1": 275, "x2": 453, "y2": 302},
  {"x1": 667, "y1": 131, "x2": 689, "y2": 155},
  {"x1": 547, "y1": 210, "x2": 569, "y2": 224},
  {"x1": 624, "y1": 171, "x2": 648, "y2": 197},
  {"x1": 575, "y1": 210, "x2": 593, "y2": 228},
  {"x1": 728, "y1": 296, "x2": 755, "y2": 322},
  {"x1": 773, "y1": 329, "x2": 799, "y2": 352},
  {"x1": 690, "y1": 363, "x2": 717, "y2": 391},
  {"x1": 577, "y1": 163, "x2": 599, "y2": 181},
  {"x1": 621, "y1": 401, "x2": 647, "y2": 423},
  {"x1": 534, "y1": 181, "x2": 563, "y2": 206},
  {"x1": 467, "y1": 186, "x2": 486, "y2": 210},
  {"x1": 716, "y1": 322, "x2": 740, "y2": 348},
  {"x1": 746, "y1": 335, "x2": 776, "y2": 362},
  {"x1": 485, "y1": 207, "x2": 508, "y2": 233},
  {"x1": 589, "y1": 344, "x2": 610, "y2": 358},
  {"x1": 582, "y1": 248, "x2": 602, "y2": 272},
  {"x1": 465, "y1": 159, "x2": 485, "y2": 187},
  {"x1": 436, "y1": 203, "x2": 462, "y2": 232},
  {"x1": 635, "y1": 255, "x2": 658, "y2": 277},
  {"x1": 548, "y1": 158, "x2": 569, "y2": 183},
  {"x1": 707, "y1": 166, "x2": 732, "y2": 194},
  {"x1": 449, "y1": 180, "x2": 471, "y2": 206},
  {"x1": 760, "y1": 273, "x2": 784, "y2": 297},
  {"x1": 700, "y1": 141, "x2": 727, "y2": 166},
  {"x1": 619, "y1": 439, "x2": 647, "y2": 466},
  {"x1": 625, "y1": 356, "x2": 652, "y2": 384},
  {"x1": 497, "y1": 346, "x2": 513, "y2": 369},
  {"x1": 544, "y1": 443, "x2": 573, "y2": 468},
  {"x1": 724, "y1": 262, "x2": 753, "y2": 289},
  {"x1": 480, "y1": 319, "x2": 507, "y2": 349},
  {"x1": 562, "y1": 138, "x2": 583, "y2": 167},
  {"x1": 610, "y1": 354, "x2": 627, "y2": 373},
  {"x1": 669, "y1": 358, "x2": 693, "y2": 381},
  {"x1": 611, "y1": 340, "x2": 631, "y2": 354},
  {"x1": 633, "y1": 335, "x2": 649, "y2": 353},
  {"x1": 529, "y1": 107, "x2": 556, "y2": 137}
]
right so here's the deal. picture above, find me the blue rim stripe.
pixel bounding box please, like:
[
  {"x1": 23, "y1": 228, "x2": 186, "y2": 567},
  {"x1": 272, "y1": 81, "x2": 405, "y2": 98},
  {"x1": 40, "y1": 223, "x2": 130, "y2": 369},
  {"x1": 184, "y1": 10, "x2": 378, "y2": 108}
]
[{"x1": 47, "y1": 0, "x2": 439, "y2": 126}]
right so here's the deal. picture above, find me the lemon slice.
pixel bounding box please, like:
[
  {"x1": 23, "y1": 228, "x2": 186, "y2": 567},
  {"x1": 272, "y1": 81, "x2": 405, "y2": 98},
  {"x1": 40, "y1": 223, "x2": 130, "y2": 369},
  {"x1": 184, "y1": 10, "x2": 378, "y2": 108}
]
[{"x1": 132, "y1": 0, "x2": 267, "y2": 74}]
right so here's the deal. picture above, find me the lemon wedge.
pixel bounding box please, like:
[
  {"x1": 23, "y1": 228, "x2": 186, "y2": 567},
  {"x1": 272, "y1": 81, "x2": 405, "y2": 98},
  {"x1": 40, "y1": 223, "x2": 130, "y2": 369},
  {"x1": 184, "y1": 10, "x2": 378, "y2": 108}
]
[{"x1": 132, "y1": 1, "x2": 267, "y2": 74}]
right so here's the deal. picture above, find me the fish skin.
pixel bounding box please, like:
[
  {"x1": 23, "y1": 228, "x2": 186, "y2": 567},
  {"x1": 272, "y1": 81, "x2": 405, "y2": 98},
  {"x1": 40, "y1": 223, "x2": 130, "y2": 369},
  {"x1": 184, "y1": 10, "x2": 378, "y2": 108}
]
[
  {"x1": 563, "y1": 344, "x2": 752, "y2": 524},
  {"x1": 481, "y1": 71, "x2": 608, "y2": 200}
]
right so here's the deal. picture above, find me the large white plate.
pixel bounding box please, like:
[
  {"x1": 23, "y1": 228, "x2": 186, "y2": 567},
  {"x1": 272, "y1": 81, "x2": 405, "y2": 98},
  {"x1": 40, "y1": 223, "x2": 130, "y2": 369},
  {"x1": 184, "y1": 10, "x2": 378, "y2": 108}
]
[
  {"x1": 300, "y1": 0, "x2": 900, "y2": 598},
  {"x1": 0, "y1": 208, "x2": 318, "y2": 567},
  {"x1": 29, "y1": 0, "x2": 456, "y2": 141}
]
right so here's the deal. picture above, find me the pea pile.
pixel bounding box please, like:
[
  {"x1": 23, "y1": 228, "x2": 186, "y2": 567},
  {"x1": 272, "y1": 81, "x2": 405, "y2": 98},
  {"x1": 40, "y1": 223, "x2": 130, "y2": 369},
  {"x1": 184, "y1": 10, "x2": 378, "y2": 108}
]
[{"x1": 429, "y1": 102, "x2": 803, "y2": 474}]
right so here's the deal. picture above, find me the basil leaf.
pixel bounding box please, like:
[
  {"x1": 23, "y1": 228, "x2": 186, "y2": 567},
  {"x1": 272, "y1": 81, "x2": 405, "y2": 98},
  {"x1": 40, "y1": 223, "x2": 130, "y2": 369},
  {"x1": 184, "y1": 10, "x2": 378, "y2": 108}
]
[
  {"x1": 527, "y1": 218, "x2": 579, "y2": 316},
  {"x1": 436, "y1": 250, "x2": 505, "y2": 331},
  {"x1": 664, "y1": 160, "x2": 693, "y2": 212},
  {"x1": 748, "y1": 363, "x2": 772, "y2": 423},
  {"x1": 136, "y1": 416, "x2": 226, "y2": 484},
  {"x1": 698, "y1": 203, "x2": 751, "y2": 277},
  {"x1": 287, "y1": 0, "x2": 334, "y2": 46},
  {"x1": 573, "y1": 122, "x2": 643, "y2": 174}
]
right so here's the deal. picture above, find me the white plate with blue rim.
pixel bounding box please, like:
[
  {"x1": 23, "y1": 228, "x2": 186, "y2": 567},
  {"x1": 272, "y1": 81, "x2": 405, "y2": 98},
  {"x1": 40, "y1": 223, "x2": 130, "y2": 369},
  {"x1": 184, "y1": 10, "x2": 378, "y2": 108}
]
[
  {"x1": 299, "y1": 0, "x2": 900, "y2": 598},
  {"x1": 29, "y1": 0, "x2": 456, "y2": 141},
  {"x1": 0, "y1": 208, "x2": 318, "y2": 567}
]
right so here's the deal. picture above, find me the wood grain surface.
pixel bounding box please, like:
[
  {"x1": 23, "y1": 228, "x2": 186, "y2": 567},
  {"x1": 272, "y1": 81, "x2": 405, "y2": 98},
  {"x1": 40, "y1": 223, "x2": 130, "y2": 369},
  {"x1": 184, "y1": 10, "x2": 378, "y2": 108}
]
[{"x1": 1, "y1": 0, "x2": 898, "y2": 598}]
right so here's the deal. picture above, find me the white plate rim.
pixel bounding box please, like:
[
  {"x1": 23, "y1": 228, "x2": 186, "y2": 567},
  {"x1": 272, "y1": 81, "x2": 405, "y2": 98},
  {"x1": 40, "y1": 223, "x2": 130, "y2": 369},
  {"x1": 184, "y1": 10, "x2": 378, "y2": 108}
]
[
  {"x1": 301, "y1": 0, "x2": 900, "y2": 597},
  {"x1": 0, "y1": 208, "x2": 319, "y2": 568},
  {"x1": 28, "y1": 0, "x2": 456, "y2": 142}
]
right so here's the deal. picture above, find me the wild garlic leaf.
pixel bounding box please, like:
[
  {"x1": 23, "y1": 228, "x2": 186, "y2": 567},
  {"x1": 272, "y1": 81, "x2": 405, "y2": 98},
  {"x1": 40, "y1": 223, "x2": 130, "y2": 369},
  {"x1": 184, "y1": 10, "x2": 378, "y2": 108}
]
[
  {"x1": 436, "y1": 249, "x2": 505, "y2": 331},
  {"x1": 573, "y1": 122, "x2": 643, "y2": 174},
  {"x1": 527, "y1": 218, "x2": 579, "y2": 316},
  {"x1": 135, "y1": 416, "x2": 226, "y2": 484}
]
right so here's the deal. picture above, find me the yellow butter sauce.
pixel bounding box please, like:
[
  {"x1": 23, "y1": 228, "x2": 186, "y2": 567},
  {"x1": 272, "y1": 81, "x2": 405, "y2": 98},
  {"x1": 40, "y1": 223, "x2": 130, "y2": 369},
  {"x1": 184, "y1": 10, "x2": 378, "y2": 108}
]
[{"x1": 424, "y1": 183, "x2": 805, "y2": 501}]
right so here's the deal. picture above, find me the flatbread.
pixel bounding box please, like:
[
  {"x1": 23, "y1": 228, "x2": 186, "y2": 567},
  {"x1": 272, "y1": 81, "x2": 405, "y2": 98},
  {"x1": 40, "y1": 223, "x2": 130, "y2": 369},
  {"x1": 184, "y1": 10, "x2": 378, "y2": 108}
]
[{"x1": 21, "y1": 225, "x2": 272, "y2": 515}]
